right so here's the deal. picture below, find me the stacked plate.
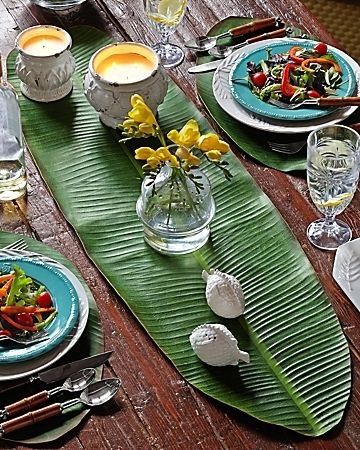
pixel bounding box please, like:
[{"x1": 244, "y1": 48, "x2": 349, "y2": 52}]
[
  {"x1": 212, "y1": 38, "x2": 360, "y2": 134},
  {"x1": 0, "y1": 249, "x2": 89, "y2": 381}
]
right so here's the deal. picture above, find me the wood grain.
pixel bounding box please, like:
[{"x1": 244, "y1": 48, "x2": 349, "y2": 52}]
[{"x1": 0, "y1": 0, "x2": 359, "y2": 448}]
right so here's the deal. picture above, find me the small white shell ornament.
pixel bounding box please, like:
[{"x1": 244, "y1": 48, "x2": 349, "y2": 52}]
[
  {"x1": 202, "y1": 269, "x2": 245, "y2": 319},
  {"x1": 189, "y1": 324, "x2": 250, "y2": 366}
]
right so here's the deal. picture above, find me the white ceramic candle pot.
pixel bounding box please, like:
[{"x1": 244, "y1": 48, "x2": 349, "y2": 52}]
[
  {"x1": 15, "y1": 25, "x2": 76, "y2": 103},
  {"x1": 84, "y1": 42, "x2": 168, "y2": 129}
]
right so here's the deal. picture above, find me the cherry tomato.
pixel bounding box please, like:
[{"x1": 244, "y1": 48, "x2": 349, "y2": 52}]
[
  {"x1": 314, "y1": 42, "x2": 327, "y2": 56},
  {"x1": 307, "y1": 90, "x2": 321, "y2": 98},
  {"x1": 251, "y1": 72, "x2": 267, "y2": 88},
  {"x1": 15, "y1": 313, "x2": 34, "y2": 327},
  {"x1": 0, "y1": 329, "x2": 11, "y2": 336},
  {"x1": 37, "y1": 291, "x2": 52, "y2": 308}
]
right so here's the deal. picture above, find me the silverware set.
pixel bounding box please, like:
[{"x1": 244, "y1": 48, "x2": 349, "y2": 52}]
[
  {"x1": 185, "y1": 17, "x2": 282, "y2": 52},
  {"x1": 0, "y1": 351, "x2": 120, "y2": 436},
  {"x1": 187, "y1": 17, "x2": 292, "y2": 74}
]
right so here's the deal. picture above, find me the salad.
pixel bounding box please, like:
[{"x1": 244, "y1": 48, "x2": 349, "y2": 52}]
[
  {"x1": 0, "y1": 265, "x2": 57, "y2": 337},
  {"x1": 246, "y1": 42, "x2": 344, "y2": 104}
]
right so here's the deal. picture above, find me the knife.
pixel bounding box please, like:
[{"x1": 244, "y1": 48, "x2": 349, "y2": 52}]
[
  {"x1": 31, "y1": 351, "x2": 112, "y2": 384},
  {"x1": 0, "y1": 351, "x2": 112, "y2": 393},
  {"x1": 188, "y1": 59, "x2": 223, "y2": 74}
]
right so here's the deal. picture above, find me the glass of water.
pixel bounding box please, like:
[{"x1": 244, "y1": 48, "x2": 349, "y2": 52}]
[
  {"x1": 143, "y1": 0, "x2": 187, "y2": 68},
  {"x1": 307, "y1": 125, "x2": 360, "y2": 250}
]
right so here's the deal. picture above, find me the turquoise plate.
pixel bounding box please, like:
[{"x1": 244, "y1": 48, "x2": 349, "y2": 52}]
[
  {"x1": 0, "y1": 256, "x2": 79, "y2": 364},
  {"x1": 229, "y1": 39, "x2": 357, "y2": 121}
]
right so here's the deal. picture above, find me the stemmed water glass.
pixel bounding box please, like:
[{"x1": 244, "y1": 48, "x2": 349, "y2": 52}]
[
  {"x1": 143, "y1": 0, "x2": 187, "y2": 68},
  {"x1": 307, "y1": 125, "x2": 360, "y2": 250}
]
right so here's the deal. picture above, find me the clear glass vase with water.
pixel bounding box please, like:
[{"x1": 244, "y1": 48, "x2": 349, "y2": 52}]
[
  {"x1": 0, "y1": 82, "x2": 27, "y2": 202},
  {"x1": 136, "y1": 165, "x2": 215, "y2": 255}
]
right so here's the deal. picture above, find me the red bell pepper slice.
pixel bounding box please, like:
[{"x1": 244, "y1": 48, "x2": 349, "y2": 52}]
[
  {"x1": 281, "y1": 63, "x2": 299, "y2": 97},
  {"x1": 289, "y1": 46, "x2": 305, "y2": 64},
  {"x1": 301, "y1": 58, "x2": 342, "y2": 74},
  {"x1": 0, "y1": 313, "x2": 37, "y2": 332}
]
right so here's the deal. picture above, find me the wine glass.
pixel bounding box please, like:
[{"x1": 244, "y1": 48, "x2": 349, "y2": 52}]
[
  {"x1": 143, "y1": 0, "x2": 187, "y2": 68},
  {"x1": 307, "y1": 125, "x2": 360, "y2": 250}
]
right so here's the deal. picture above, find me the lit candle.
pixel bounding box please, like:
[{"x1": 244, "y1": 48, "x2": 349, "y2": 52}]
[
  {"x1": 92, "y1": 43, "x2": 157, "y2": 85},
  {"x1": 22, "y1": 35, "x2": 66, "y2": 57},
  {"x1": 17, "y1": 25, "x2": 69, "y2": 57},
  {"x1": 96, "y1": 53, "x2": 155, "y2": 83},
  {"x1": 85, "y1": 42, "x2": 168, "y2": 128},
  {"x1": 15, "y1": 25, "x2": 75, "y2": 103}
]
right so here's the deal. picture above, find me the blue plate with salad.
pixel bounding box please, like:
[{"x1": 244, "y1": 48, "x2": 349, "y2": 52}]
[
  {"x1": 229, "y1": 39, "x2": 357, "y2": 121},
  {"x1": 0, "y1": 256, "x2": 79, "y2": 363}
]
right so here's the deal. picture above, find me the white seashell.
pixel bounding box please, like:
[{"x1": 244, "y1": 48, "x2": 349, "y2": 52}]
[
  {"x1": 202, "y1": 269, "x2": 245, "y2": 319},
  {"x1": 333, "y1": 238, "x2": 360, "y2": 312},
  {"x1": 189, "y1": 323, "x2": 250, "y2": 366}
]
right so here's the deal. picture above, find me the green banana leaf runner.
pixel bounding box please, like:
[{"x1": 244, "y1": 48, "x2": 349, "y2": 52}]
[
  {"x1": 7, "y1": 27, "x2": 350, "y2": 436},
  {"x1": 0, "y1": 232, "x2": 104, "y2": 445},
  {"x1": 195, "y1": 17, "x2": 360, "y2": 171}
]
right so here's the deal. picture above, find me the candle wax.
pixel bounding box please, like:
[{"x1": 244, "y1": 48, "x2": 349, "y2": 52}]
[
  {"x1": 96, "y1": 53, "x2": 155, "y2": 83},
  {"x1": 22, "y1": 35, "x2": 66, "y2": 57}
]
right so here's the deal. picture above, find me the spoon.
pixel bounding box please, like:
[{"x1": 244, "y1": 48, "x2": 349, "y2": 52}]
[
  {"x1": 185, "y1": 17, "x2": 280, "y2": 52},
  {"x1": 208, "y1": 27, "x2": 289, "y2": 59},
  {"x1": 0, "y1": 378, "x2": 121, "y2": 436},
  {"x1": 0, "y1": 368, "x2": 96, "y2": 421}
]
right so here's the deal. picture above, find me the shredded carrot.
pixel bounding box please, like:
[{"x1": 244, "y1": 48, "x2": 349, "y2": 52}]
[
  {"x1": 0, "y1": 306, "x2": 55, "y2": 314},
  {"x1": 0, "y1": 274, "x2": 13, "y2": 283}
]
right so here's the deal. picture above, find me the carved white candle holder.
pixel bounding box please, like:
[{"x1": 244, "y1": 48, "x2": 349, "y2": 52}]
[
  {"x1": 84, "y1": 42, "x2": 168, "y2": 129},
  {"x1": 15, "y1": 25, "x2": 76, "y2": 103}
]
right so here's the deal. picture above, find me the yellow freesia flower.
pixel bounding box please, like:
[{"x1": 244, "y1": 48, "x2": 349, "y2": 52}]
[
  {"x1": 169, "y1": 154, "x2": 180, "y2": 168},
  {"x1": 155, "y1": 146, "x2": 172, "y2": 161},
  {"x1": 147, "y1": 156, "x2": 161, "y2": 168},
  {"x1": 197, "y1": 133, "x2": 230, "y2": 154},
  {"x1": 134, "y1": 147, "x2": 155, "y2": 160},
  {"x1": 122, "y1": 119, "x2": 137, "y2": 129},
  {"x1": 130, "y1": 94, "x2": 145, "y2": 108},
  {"x1": 139, "y1": 123, "x2": 155, "y2": 135},
  {"x1": 167, "y1": 119, "x2": 201, "y2": 147},
  {"x1": 155, "y1": 147, "x2": 180, "y2": 167},
  {"x1": 175, "y1": 147, "x2": 201, "y2": 166},
  {"x1": 206, "y1": 150, "x2": 222, "y2": 161},
  {"x1": 129, "y1": 95, "x2": 157, "y2": 126}
]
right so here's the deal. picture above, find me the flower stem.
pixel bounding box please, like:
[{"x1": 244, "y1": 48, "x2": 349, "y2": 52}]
[{"x1": 176, "y1": 169, "x2": 202, "y2": 220}]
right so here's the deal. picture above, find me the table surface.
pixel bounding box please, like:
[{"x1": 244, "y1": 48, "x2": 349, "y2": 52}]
[{"x1": 0, "y1": 1, "x2": 359, "y2": 449}]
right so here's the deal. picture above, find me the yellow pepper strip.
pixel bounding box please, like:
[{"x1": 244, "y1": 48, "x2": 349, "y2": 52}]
[{"x1": 301, "y1": 58, "x2": 342, "y2": 74}]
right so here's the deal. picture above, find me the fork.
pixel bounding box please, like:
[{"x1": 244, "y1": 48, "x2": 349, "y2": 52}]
[
  {"x1": 0, "y1": 329, "x2": 49, "y2": 346},
  {"x1": 267, "y1": 139, "x2": 306, "y2": 154},
  {"x1": 1, "y1": 239, "x2": 28, "y2": 252},
  {"x1": 268, "y1": 97, "x2": 360, "y2": 110}
]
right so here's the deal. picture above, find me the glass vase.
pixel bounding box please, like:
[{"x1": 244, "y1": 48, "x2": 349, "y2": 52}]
[{"x1": 136, "y1": 165, "x2": 215, "y2": 255}]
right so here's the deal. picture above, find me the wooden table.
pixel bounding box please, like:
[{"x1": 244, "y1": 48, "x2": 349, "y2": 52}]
[{"x1": 1, "y1": 1, "x2": 359, "y2": 448}]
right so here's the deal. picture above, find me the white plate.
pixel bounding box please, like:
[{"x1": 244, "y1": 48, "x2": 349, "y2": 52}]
[
  {"x1": 333, "y1": 238, "x2": 360, "y2": 312},
  {"x1": 0, "y1": 249, "x2": 89, "y2": 381},
  {"x1": 213, "y1": 38, "x2": 360, "y2": 134}
]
